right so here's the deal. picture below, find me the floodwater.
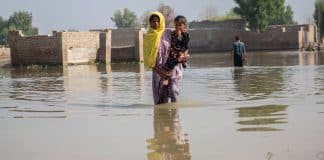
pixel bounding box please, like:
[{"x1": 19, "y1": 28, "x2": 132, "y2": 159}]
[{"x1": 0, "y1": 51, "x2": 324, "y2": 160}]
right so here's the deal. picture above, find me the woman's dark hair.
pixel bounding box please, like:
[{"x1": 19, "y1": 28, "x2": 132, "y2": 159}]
[
  {"x1": 149, "y1": 14, "x2": 160, "y2": 22},
  {"x1": 174, "y1": 15, "x2": 187, "y2": 25}
]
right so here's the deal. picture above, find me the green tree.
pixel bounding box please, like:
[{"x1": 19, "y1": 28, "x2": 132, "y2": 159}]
[
  {"x1": 111, "y1": 8, "x2": 140, "y2": 29},
  {"x1": 270, "y1": 5, "x2": 297, "y2": 25},
  {"x1": 7, "y1": 11, "x2": 38, "y2": 35},
  {"x1": 233, "y1": 0, "x2": 287, "y2": 32},
  {"x1": 0, "y1": 11, "x2": 38, "y2": 46},
  {"x1": 0, "y1": 17, "x2": 5, "y2": 29},
  {"x1": 314, "y1": 0, "x2": 324, "y2": 38},
  {"x1": 0, "y1": 16, "x2": 8, "y2": 45}
]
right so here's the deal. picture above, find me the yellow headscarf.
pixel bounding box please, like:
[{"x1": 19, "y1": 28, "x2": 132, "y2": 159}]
[{"x1": 143, "y1": 12, "x2": 165, "y2": 68}]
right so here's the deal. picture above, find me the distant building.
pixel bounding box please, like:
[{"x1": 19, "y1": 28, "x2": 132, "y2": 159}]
[
  {"x1": 189, "y1": 19, "x2": 247, "y2": 30},
  {"x1": 267, "y1": 24, "x2": 317, "y2": 46}
]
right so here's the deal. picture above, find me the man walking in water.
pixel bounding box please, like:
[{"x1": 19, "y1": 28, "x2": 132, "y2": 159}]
[{"x1": 232, "y1": 35, "x2": 246, "y2": 67}]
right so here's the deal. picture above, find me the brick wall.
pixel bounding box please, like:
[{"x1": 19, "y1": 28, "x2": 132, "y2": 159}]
[
  {"x1": 111, "y1": 29, "x2": 136, "y2": 47},
  {"x1": 60, "y1": 32, "x2": 100, "y2": 65},
  {"x1": 307, "y1": 24, "x2": 316, "y2": 43},
  {"x1": 189, "y1": 29, "x2": 300, "y2": 53},
  {"x1": 268, "y1": 24, "x2": 317, "y2": 47},
  {"x1": 10, "y1": 30, "x2": 113, "y2": 65},
  {"x1": 112, "y1": 46, "x2": 135, "y2": 62},
  {"x1": 10, "y1": 31, "x2": 60, "y2": 65},
  {"x1": 268, "y1": 24, "x2": 314, "y2": 32},
  {"x1": 110, "y1": 29, "x2": 144, "y2": 62},
  {"x1": 189, "y1": 19, "x2": 246, "y2": 30},
  {"x1": 97, "y1": 31, "x2": 112, "y2": 63},
  {"x1": 9, "y1": 30, "x2": 115, "y2": 65}
]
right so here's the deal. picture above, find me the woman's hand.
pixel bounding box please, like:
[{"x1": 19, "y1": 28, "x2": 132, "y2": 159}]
[{"x1": 178, "y1": 50, "x2": 190, "y2": 62}]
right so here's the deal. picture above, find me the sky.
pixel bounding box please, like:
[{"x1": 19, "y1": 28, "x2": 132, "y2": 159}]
[{"x1": 0, "y1": 0, "x2": 316, "y2": 34}]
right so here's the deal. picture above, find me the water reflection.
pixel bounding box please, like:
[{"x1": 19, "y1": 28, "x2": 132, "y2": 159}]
[
  {"x1": 319, "y1": 51, "x2": 324, "y2": 64},
  {"x1": 248, "y1": 51, "x2": 299, "y2": 66},
  {"x1": 235, "y1": 105, "x2": 288, "y2": 132},
  {"x1": 62, "y1": 63, "x2": 145, "y2": 107},
  {"x1": 8, "y1": 108, "x2": 67, "y2": 119},
  {"x1": 2, "y1": 63, "x2": 147, "y2": 117},
  {"x1": 298, "y1": 52, "x2": 318, "y2": 65},
  {"x1": 146, "y1": 106, "x2": 191, "y2": 160},
  {"x1": 232, "y1": 68, "x2": 285, "y2": 100},
  {"x1": 1, "y1": 63, "x2": 148, "y2": 118},
  {"x1": 108, "y1": 63, "x2": 146, "y2": 103},
  {"x1": 63, "y1": 65, "x2": 102, "y2": 105},
  {"x1": 190, "y1": 51, "x2": 324, "y2": 68},
  {"x1": 13, "y1": 115, "x2": 66, "y2": 119},
  {"x1": 9, "y1": 66, "x2": 64, "y2": 102},
  {"x1": 10, "y1": 66, "x2": 63, "y2": 78},
  {"x1": 110, "y1": 63, "x2": 145, "y2": 73},
  {"x1": 248, "y1": 51, "x2": 323, "y2": 66},
  {"x1": 97, "y1": 64, "x2": 113, "y2": 103}
]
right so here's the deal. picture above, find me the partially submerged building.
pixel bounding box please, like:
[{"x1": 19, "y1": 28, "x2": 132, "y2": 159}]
[
  {"x1": 9, "y1": 29, "x2": 144, "y2": 66},
  {"x1": 8, "y1": 22, "x2": 317, "y2": 65},
  {"x1": 267, "y1": 24, "x2": 317, "y2": 49},
  {"x1": 188, "y1": 21, "x2": 317, "y2": 53}
]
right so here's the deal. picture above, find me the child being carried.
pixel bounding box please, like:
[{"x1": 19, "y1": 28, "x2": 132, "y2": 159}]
[
  {"x1": 165, "y1": 15, "x2": 190, "y2": 71},
  {"x1": 159, "y1": 15, "x2": 190, "y2": 86}
]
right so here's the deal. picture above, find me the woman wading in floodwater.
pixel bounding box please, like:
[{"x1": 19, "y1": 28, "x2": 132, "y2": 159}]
[{"x1": 143, "y1": 12, "x2": 189, "y2": 105}]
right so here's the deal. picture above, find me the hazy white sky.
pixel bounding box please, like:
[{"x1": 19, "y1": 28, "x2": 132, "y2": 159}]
[{"x1": 0, "y1": 0, "x2": 315, "y2": 34}]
